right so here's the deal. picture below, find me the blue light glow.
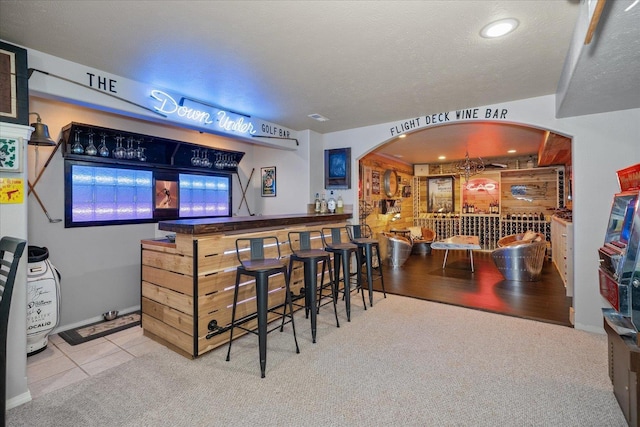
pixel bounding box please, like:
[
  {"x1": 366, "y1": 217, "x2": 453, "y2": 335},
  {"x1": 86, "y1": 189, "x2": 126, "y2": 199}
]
[{"x1": 71, "y1": 165, "x2": 153, "y2": 222}]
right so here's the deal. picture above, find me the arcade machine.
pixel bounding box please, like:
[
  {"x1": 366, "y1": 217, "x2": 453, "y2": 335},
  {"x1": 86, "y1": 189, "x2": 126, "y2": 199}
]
[{"x1": 599, "y1": 163, "x2": 640, "y2": 426}]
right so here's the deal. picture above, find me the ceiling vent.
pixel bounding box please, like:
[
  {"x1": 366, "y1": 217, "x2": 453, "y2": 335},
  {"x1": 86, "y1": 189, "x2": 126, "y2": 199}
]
[{"x1": 308, "y1": 113, "x2": 329, "y2": 122}]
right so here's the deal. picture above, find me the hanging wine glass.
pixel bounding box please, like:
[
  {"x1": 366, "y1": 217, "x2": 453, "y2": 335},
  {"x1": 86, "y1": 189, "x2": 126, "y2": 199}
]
[
  {"x1": 202, "y1": 150, "x2": 211, "y2": 168},
  {"x1": 191, "y1": 149, "x2": 201, "y2": 167},
  {"x1": 214, "y1": 154, "x2": 223, "y2": 169},
  {"x1": 135, "y1": 140, "x2": 143, "y2": 160},
  {"x1": 138, "y1": 147, "x2": 147, "y2": 162},
  {"x1": 113, "y1": 135, "x2": 125, "y2": 159},
  {"x1": 125, "y1": 137, "x2": 136, "y2": 159},
  {"x1": 85, "y1": 131, "x2": 97, "y2": 156},
  {"x1": 71, "y1": 129, "x2": 84, "y2": 154},
  {"x1": 98, "y1": 133, "x2": 110, "y2": 157}
]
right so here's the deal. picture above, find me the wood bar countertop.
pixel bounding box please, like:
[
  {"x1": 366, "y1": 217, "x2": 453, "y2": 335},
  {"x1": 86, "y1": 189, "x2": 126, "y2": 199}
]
[{"x1": 158, "y1": 213, "x2": 352, "y2": 235}]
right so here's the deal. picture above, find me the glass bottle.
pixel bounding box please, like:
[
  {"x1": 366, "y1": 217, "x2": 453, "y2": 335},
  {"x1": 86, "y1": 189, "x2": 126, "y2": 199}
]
[
  {"x1": 336, "y1": 194, "x2": 344, "y2": 213},
  {"x1": 320, "y1": 192, "x2": 328, "y2": 214},
  {"x1": 314, "y1": 193, "x2": 321, "y2": 213},
  {"x1": 327, "y1": 191, "x2": 336, "y2": 214}
]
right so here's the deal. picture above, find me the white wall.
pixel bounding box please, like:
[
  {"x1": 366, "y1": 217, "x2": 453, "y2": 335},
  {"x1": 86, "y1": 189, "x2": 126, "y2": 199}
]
[
  {"x1": 0, "y1": 123, "x2": 32, "y2": 407},
  {"x1": 251, "y1": 129, "x2": 311, "y2": 215},
  {"x1": 26, "y1": 97, "x2": 280, "y2": 330},
  {"x1": 321, "y1": 95, "x2": 640, "y2": 333}
]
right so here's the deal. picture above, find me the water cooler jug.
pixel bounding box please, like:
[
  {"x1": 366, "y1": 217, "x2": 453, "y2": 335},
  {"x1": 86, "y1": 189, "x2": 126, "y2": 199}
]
[{"x1": 26, "y1": 246, "x2": 61, "y2": 356}]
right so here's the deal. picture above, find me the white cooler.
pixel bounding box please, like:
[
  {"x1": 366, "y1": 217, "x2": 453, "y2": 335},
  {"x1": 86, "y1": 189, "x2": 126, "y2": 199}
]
[{"x1": 26, "y1": 246, "x2": 61, "y2": 356}]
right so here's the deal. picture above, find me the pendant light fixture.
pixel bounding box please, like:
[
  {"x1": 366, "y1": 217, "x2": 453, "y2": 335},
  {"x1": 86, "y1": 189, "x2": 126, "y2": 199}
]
[{"x1": 455, "y1": 151, "x2": 485, "y2": 182}]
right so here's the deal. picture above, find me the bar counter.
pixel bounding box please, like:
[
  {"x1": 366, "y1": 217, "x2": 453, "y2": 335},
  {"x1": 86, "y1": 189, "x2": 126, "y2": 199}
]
[{"x1": 142, "y1": 213, "x2": 352, "y2": 358}]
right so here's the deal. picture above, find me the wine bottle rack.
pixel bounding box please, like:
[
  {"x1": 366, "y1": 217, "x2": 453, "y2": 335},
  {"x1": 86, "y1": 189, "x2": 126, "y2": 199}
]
[{"x1": 414, "y1": 214, "x2": 551, "y2": 251}]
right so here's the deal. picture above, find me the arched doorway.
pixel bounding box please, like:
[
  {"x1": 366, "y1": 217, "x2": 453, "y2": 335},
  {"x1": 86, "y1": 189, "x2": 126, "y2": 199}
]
[{"x1": 356, "y1": 121, "x2": 574, "y2": 326}]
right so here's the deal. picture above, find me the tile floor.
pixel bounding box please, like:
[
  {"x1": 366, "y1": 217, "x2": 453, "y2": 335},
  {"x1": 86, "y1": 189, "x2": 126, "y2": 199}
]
[{"x1": 26, "y1": 326, "x2": 164, "y2": 399}]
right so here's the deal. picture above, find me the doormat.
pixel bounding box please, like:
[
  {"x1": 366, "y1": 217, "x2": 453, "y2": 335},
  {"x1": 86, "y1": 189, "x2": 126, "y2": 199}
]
[{"x1": 58, "y1": 312, "x2": 141, "y2": 346}]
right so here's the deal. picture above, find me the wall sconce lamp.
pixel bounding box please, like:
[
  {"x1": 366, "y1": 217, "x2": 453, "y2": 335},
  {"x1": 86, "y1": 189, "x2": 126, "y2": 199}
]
[{"x1": 28, "y1": 112, "x2": 56, "y2": 146}]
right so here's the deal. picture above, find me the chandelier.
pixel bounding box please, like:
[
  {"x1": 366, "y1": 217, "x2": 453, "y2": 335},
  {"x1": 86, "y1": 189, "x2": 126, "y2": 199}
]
[{"x1": 455, "y1": 151, "x2": 485, "y2": 182}]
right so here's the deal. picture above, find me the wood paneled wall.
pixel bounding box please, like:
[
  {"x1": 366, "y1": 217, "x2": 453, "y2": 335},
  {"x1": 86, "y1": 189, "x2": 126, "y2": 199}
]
[{"x1": 359, "y1": 154, "x2": 413, "y2": 236}]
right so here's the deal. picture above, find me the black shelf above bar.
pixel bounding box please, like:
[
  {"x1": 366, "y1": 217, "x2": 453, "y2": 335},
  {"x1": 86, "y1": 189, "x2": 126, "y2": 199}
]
[{"x1": 60, "y1": 122, "x2": 245, "y2": 174}]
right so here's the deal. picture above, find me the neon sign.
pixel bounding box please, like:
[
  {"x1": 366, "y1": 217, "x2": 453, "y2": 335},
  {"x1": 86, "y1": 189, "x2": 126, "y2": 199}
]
[{"x1": 149, "y1": 89, "x2": 256, "y2": 136}]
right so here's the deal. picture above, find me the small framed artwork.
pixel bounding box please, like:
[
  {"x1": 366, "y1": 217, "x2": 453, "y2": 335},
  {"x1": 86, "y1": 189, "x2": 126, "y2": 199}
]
[
  {"x1": 371, "y1": 170, "x2": 380, "y2": 195},
  {"x1": 324, "y1": 147, "x2": 351, "y2": 189},
  {"x1": 402, "y1": 185, "x2": 412, "y2": 198},
  {"x1": 0, "y1": 41, "x2": 29, "y2": 125},
  {"x1": 427, "y1": 176, "x2": 455, "y2": 213},
  {"x1": 155, "y1": 179, "x2": 179, "y2": 210},
  {"x1": 363, "y1": 165, "x2": 372, "y2": 202},
  {"x1": 0, "y1": 137, "x2": 22, "y2": 172},
  {"x1": 261, "y1": 166, "x2": 276, "y2": 197}
]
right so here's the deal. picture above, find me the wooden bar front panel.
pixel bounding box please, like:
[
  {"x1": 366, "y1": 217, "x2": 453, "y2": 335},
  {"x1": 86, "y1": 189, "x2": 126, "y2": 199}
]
[{"x1": 141, "y1": 220, "x2": 348, "y2": 358}]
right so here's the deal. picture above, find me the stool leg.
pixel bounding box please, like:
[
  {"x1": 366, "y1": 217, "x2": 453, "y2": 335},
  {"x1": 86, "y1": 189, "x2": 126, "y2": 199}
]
[
  {"x1": 364, "y1": 244, "x2": 374, "y2": 307},
  {"x1": 283, "y1": 267, "x2": 300, "y2": 354},
  {"x1": 333, "y1": 252, "x2": 342, "y2": 303},
  {"x1": 255, "y1": 272, "x2": 269, "y2": 378},
  {"x1": 226, "y1": 270, "x2": 242, "y2": 362},
  {"x1": 322, "y1": 257, "x2": 340, "y2": 328},
  {"x1": 306, "y1": 259, "x2": 318, "y2": 343},
  {"x1": 342, "y1": 250, "x2": 352, "y2": 322},
  {"x1": 374, "y1": 244, "x2": 387, "y2": 298},
  {"x1": 356, "y1": 248, "x2": 367, "y2": 310}
]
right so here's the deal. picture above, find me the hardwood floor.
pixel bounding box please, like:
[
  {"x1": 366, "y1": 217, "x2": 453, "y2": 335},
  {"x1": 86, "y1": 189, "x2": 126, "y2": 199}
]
[{"x1": 371, "y1": 249, "x2": 573, "y2": 327}]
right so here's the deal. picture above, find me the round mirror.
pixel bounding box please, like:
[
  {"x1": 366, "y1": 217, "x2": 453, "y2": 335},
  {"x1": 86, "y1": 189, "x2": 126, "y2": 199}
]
[{"x1": 383, "y1": 169, "x2": 398, "y2": 197}]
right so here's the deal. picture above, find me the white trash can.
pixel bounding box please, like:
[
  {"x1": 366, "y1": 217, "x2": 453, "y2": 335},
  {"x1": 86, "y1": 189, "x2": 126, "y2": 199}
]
[{"x1": 26, "y1": 246, "x2": 61, "y2": 356}]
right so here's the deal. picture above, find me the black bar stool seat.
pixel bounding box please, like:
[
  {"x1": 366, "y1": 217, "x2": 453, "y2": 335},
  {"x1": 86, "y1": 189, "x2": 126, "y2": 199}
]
[
  {"x1": 321, "y1": 227, "x2": 364, "y2": 322},
  {"x1": 347, "y1": 224, "x2": 387, "y2": 307},
  {"x1": 288, "y1": 231, "x2": 339, "y2": 343},
  {"x1": 226, "y1": 236, "x2": 299, "y2": 378}
]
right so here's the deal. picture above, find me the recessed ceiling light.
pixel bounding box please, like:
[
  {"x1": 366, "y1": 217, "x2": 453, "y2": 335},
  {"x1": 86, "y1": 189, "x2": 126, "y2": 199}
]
[
  {"x1": 507, "y1": 149, "x2": 517, "y2": 153},
  {"x1": 398, "y1": 134, "x2": 406, "y2": 138},
  {"x1": 438, "y1": 155, "x2": 446, "y2": 160},
  {"x1": 480, "y1": 18, "x2": 519, "y2": 38},
  {"x1": 394, "y1": 154, "x2": 404, "y2": 158},
  {"x1": 308, "y1": 113, "x2": 329, "y2": 122}
]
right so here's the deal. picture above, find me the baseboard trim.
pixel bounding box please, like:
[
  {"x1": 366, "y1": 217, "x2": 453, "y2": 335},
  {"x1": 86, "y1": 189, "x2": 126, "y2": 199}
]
[
  {"x1": 6, "y1": 390, "x2": 32, "y2": 409},
  {"x1": 53, "y1": 305, "x2": 140, "y2": 334}
]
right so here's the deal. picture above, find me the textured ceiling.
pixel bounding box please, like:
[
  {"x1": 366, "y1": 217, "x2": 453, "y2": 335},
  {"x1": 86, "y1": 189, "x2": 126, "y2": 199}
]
[{"x1": 0, "y1": 0, "x2": 637, "y2": 164}]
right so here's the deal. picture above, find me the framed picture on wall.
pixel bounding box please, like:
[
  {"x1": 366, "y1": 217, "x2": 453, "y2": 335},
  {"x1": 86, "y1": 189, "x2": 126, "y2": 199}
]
[
  {"x1": 427, "y1": 176, "x2": 455, "y2": 213},
  {"x1": 371, "y1": 170, "x2": 380, "y2": 195},
  {"x1": 324, "y1": 147, "x2": 351, "y2": 189},
  {"x1": 261, "y1": 166, "x2": 276, "y2": 197},
  {"x1": 155, "y1": 179, "x2": 179, "y2": 210},
  {"x1": 0, "y1": 41, "x2": 29, "y2": 125},
  {"x1": 363, "y1": 166, "x2": 372, "y2": 202},
  {"x1": 0, "y1": 137, "x2": 22, "y2": 172}
]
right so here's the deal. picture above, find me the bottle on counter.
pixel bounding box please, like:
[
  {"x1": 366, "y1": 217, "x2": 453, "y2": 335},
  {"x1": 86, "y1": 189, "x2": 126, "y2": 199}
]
[
  {"x1": 336, "y1": 194, "x2": 344, "y2": 213},
  {"x1": 314, "y1": 193, "x2": 321, "y2": 213},
  {"x1": 320, "y1": 192, "x2": 328, "y2": 214},
  {"x1": 327, "y1": 190, "x2": 336, "y2": 214}
]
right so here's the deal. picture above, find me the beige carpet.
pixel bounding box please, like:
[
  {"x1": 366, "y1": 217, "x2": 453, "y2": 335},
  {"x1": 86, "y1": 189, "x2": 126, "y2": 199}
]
[{"x1": 7, "y1": 294, "x2": 627, "y2": 426}]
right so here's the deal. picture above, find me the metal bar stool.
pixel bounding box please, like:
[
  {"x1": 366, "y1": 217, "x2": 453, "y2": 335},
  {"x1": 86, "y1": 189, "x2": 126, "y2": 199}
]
[
  {"x1": 346, "y1": 224, "x2": 387, "y2": 307},
  {"x1": 320, "y1": 227, "x2": 363, "y2": 322},
  {"x1": 288, "y1": 231, "x2": 339, "y2": 343},
  {"x1": 226, "y1": 236, "x2": 299, "y2": 378}
]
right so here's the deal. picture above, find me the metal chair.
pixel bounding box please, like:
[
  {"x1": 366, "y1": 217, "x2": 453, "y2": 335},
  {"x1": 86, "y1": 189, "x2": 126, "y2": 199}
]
[
  {"x1": 226, "y1": 236, "x2": 299, "y2": 378},
  {"x1": 321, "y1": 227, "x2": 362, "y2": 322},
  {"x1": 288, "y1": 231, "x2": 339, "y2": 343},
  {"x1": 1, "y1": 236, "x2": 27, "y2": 421},
  {"x1": 346, "y1": 224, "x2": 386, "y2": 307},
  {"x1": 491, "y1": 239, "x2": 547, "y2": 281}
]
